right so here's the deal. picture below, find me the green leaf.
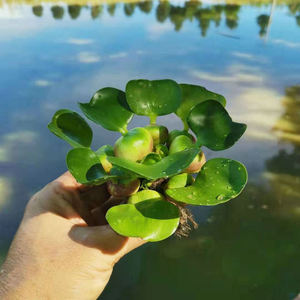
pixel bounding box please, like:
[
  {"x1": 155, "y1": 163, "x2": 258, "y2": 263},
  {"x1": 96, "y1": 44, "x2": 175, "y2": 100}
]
[
  {"x1": 167, "y1": 129, "x2": 194, "y2": 146},
  {"x1": 66, "y1": 148, "x2": 116, "y2": 185},
  {"x1": 141, "y1": 153, "x2": 162, "y2": 165},
  {"x1": 48, "y1": 109, "x2": 92, "y2": 148},
  {"x1": 106, "y1": 194, "x2": 180, "y2": 242},
  {"x1": 95, "y1": 145, "x2": 114, "y2": 157},
  {"x1": 128, "y1": 190, "x2": 164, "y2": 204},
  {"x1": 165, "y1": 173, "x2": 194, "y2": 189},
  {"x1": 125, "y1": 79, "x2": 181, "y2": 118},
  {"x1": 166, "y1": 158, "x2": 248, "y2": 205},
  {"x1": 188, "y1": 100, "x2": 247, "y2": 150},
  {"x1": 79, "y1": 87, "x2": 133, "y2": 134},
  {"x1": 107, "y1": 148, "x2": 199, "y2": 180},
  {"x1": 176, "y1": 83, "x2": 226, "y2": 129},
  {"x1": 95, "y1": 145, "x2": 114, "y2": 173},
  {"x1": 154, "y1": 144, "x2": 169, "y2": 157}
]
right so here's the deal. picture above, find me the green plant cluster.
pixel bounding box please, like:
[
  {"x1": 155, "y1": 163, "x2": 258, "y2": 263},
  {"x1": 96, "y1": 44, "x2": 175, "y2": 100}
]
[{"x1": 48, "y1": 79, "x2": 248, "y2": 242}]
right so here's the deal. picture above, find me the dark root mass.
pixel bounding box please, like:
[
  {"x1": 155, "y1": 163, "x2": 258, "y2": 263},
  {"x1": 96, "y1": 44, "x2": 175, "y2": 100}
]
[{"x1": 167, "y1": 200, "x2": 198, "y2": 238}]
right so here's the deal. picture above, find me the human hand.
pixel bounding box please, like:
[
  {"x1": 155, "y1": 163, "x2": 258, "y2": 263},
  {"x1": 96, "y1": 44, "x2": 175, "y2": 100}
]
[{"x1": 0, "y1": 172, "x2": 145, "y2": 300}]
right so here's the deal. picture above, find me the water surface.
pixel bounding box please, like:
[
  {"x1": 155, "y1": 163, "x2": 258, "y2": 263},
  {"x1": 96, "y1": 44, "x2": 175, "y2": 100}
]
[{"x1": 0, "y1": 1, "x2": 300, "y2": 299}]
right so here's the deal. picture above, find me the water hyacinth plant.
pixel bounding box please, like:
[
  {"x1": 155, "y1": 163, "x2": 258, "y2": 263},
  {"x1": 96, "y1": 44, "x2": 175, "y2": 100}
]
[{"x1": 48, "y1": 79, "x2": 248, "y2": 242}]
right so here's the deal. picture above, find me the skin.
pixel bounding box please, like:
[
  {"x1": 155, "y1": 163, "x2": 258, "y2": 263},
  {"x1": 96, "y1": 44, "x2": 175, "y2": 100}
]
[{"x1": 0, "y1": 172, "x2": 145, "y2": 300}]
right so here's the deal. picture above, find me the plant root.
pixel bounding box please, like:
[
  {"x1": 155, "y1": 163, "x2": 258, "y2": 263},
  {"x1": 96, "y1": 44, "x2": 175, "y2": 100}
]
[
  {"x1": 167, "y1": 199, "x2": 198, "y2": 238},
  {"x1": 147, "y1": 178, "x2": 166, "y2": 191}
]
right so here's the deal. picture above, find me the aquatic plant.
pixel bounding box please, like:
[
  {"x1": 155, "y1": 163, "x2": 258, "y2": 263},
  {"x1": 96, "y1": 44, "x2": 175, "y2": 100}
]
[{"x1": 48, "y1": 79, "x2": 248, "y2": 241}]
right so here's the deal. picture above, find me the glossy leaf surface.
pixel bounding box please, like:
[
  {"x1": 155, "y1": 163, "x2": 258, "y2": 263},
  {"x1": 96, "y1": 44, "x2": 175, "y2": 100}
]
[
  {"x1": 67, "y1": 148, "x2": 116, "y2": 185},
  {"x1": 106, "y1": 196, "x2": 180, "y2": 242},
  {"x1": 95, "y1": 145, "x2": 114, "y2": 157},
  {"x1": 166, "y1": 158, "x2": 248, "y2": 205},
  {"x1": 48, "y1": 109, "x2": 92, "y2": 148},
  {"x1": 165, "y1": 173, "x2": 194, "y2": 189},
  {"x1": 176, "y1": 83, "x2": 226, "y2": 128},
  {"x1": 126, "y1": 79, "x2": 181, "y2": 117},
  {"x1": 107, "y1": 148, "x2": 199, "y2": 180},
  {"x1": 167, "y1": 129, "x2": 194, "y2": 146},
  {"x1": 79, "y1": 87, "x2": 133, "y2": 134},
  {"x1": 128, "y1": 190, "x2": 164, "y2": 204},
  {"x1": 141, "y1": 153, "x2": 162, "y2": 165},
  {"x1": 96, "y1": 145, "x2": 114, "y2": 173},
  {"x1": 188, "y1": 100, "x2": 247, "y2": 150},
  {"x1": 154, "y1": 144, "x2": 169, "y2": 157}
]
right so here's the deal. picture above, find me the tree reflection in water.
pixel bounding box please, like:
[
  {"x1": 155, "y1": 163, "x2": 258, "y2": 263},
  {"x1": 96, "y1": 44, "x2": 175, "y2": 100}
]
[
  {"x1": 27, "y1": 1, "x2": 300, "y2": 37},
  {"x1": 91, "y1": 5, "x2": 103, "y2": 19},
  {"x1": 257, "y1": 14, "x2": 270, "y2": 37},
  {"x1": 32, "y1": 5, "x2": 43, "y2": 17},
  {"x1": 51, "y1": 5, "x2": 64, "y2": 19},
  {"x1": 68, "y1": 4, "x2": 82, "y2": 20}
]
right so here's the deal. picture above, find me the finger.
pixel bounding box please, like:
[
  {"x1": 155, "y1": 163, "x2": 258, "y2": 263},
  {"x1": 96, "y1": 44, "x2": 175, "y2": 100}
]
[
  {"x1": 91, "y1": 196, "x2": 127, "y2": 226},
  {"x1": 55, "y1": 171, "x2": 83, "y2": 189},
  {"x1": 101, "y1": 196, "x2": 126, "y2": 215},
  {"x1": 70, "y1": 224, "x2": 127, "y2": 253},
  {"x1": 80, "y1": 185, "x2": 110, "y2": 210},
  {"x1": 41, "y1": 172, "x2": 95, "y2": 225},
  {"x1": 71, "y1": 195, "x2": 96, "y2": 226},
  {"x1": 119, "y1": 236, "x2": 147, "y2": 257},
  {"x1": 91, "y1": 206, "x2": 107, "y2": 226},
  {"x1": 70, "y1": 224, "x2": 146, "y2": 259}
]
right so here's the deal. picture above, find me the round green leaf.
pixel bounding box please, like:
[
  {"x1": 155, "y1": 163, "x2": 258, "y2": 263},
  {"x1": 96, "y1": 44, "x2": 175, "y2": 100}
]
[
  {"x1": 79, "y1": 87, "x2": 133, "y2": 134},
  {"x1": 125, "y1": 79, "x2": 182, "y2": 117},
  {"x1": 107, "y1": 148, "x2": 199, "y2": 180},
  {"x1": 66, "y1": 147, "x2": 116, "y2": 185},
  {"x1": 166, "y1": 158, "x2": 248, "y2": 205},
  {"x1": 106, "y1": 198, "x2": 180, "y2": 242},
  {"x1": 165, "y1": 173, "x2": 194, "y2": 189},
  {"x1": 188, "y1": 100, "x2": 247, "y2": 150},
  {"x1": 176, "y1": 83, "x2": 226, "y2": 129},
  {"x1": 48, "y1": 109, "x2": 92, "y2": 148},
  {"x1": 128, "y1": 190, "x2": 164, "y2": 204}
]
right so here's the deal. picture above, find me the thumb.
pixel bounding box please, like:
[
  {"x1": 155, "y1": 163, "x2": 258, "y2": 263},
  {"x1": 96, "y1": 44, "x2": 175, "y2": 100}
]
[{"x1": 70, "y1": 224, "x2": 146, "y2": 260}]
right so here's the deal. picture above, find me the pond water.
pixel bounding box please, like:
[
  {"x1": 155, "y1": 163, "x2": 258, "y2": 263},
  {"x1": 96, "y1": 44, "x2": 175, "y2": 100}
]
[{"x1": 0, "y1": 0, "x2": 300, "y2": 299}]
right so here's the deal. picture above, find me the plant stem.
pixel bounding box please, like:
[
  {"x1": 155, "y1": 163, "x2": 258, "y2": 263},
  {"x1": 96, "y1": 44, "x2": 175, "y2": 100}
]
[
  {"x1": 183, "y1": 120, "x2": 189, "y2": 131},
  {"x1": 195, "y1": 139, "x2": 202, "y2": 148},
  {"x1": 120, "y1": 127, "x2": 128, "y2": 136},
  {"x1": 149, "y1": 115, "x2": 157, "y2": 125}
]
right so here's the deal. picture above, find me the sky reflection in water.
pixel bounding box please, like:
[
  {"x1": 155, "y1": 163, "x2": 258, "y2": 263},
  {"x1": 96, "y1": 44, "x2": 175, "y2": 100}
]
[{"x1": 0, "y1": 0, "x2": 300, "y2": 299}]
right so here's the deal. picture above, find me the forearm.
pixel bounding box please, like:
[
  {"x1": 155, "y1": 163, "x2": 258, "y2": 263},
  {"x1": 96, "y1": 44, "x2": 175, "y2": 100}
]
[
  {"x1": 0, "y1": 230, "x2": 113, "y2": 300},
  {"x1": 0, "y1": 259, "x2": 38, "y2": 300},
  {"x1": 0, "y1": 237, "x2": 46, "y2": 299}
]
